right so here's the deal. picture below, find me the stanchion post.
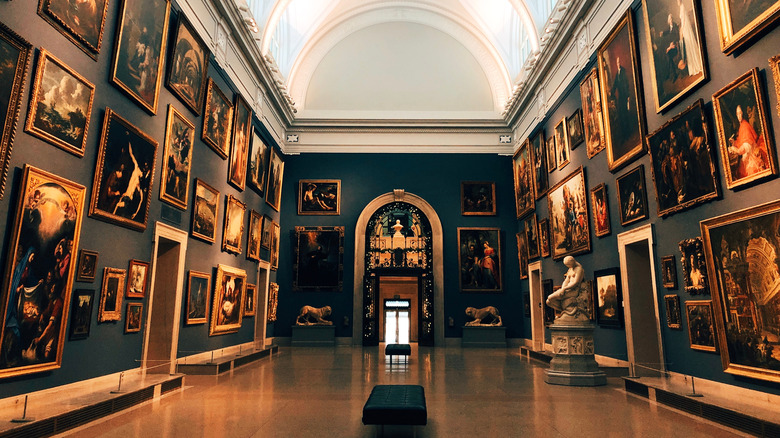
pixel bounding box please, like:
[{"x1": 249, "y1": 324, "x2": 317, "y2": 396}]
[{"x1": 11, "y1": 395, "x2": 35, "y2": 423}]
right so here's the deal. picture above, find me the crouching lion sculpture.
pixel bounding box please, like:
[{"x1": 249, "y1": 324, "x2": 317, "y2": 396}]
[
  {"x1": 296, "y1": 305, "x2": 333, "y2": 325},
  {"x1": 465, "y1": 306, "x2": 502, "y2": 326}
]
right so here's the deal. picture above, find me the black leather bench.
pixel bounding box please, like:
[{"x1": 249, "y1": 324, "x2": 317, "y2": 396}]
[
  {"x1": 362, "y1": 384, "x2": 427, "y2": 428},
  {"x1": 384, "y1": 343, "x2": 411, "y2": 364}
]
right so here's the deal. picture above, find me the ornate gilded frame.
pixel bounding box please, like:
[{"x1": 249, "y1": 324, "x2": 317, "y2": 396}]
[
  {"x1": 98, "y1": 267, "x2": 125, "y2": 322},
  {"x1": 209, "y1": 264, "x2": 246, "y2": 336},
  {"x1": 159, "y1": 105, "x2": 195, "y2": 209},
  {"x1": 222, "y1": 194, "x2": 246, "y2": 255},
  {"x1": 714, "y1": 0, "x2": 780, "y2": 55}
]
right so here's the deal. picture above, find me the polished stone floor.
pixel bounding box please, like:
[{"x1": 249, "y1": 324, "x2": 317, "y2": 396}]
[{"x1": 58, "y1": 345, "x2": 747, "y2": 437}]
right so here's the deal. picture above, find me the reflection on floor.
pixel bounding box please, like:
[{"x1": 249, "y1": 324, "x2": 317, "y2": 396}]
[{"x1": 57, "y1": 345, "x2": 749, "y2": 437}]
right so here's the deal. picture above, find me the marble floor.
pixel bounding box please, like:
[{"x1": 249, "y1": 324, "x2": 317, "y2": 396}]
[{"x1": 57, "y1": 345, "x2": 749, "y2": 437}]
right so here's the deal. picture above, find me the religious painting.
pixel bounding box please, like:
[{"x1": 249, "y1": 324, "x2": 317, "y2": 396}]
[
  {"x1": 641, "y1": 0, "x2": 708, "y2": 112},
  {"x1": 185, "y1": 270, "x2": 209, "y2": 325},
  {"x1": 679, "y1": 237, "x2": 708, "y2": 294},
  {"x1": 714, "y1": 0, "x2": 780, "y2": 54},
  {"x1": 530, "y1": 131, "x2": 549, "y2": 199},
  {"x1": 166, "y1": 13, "x2": 209, "y2": 115},
  {"x1": 661, "y1": 255, "x2": 678, "y2": 289},
  {"x1": 89, "y1": 108, "x2": 158, "y2": 231},
  {"x1": 590, "y1": 183, "x2": 611, "y2": 237},
  {"x1": 580, "y1": 67, "x2": 606, "y2": 159},
  {"x1": 160, "y1": 105, "x2": 195, "y2": 209},
  {"x1": 665, "y1": 294, "x2": 682, "y2": 329},
  {"x1": 460, "y1": 181, "x2": 495, "y2": 216},
  {"x1": 616, "y1": 165, "x2": 649, "y2": 226},
  {"x1": 539, "y1": 218, "x2": 550, "y2": 258},
  {"x1": 267, "y1": 282, "x2": 279, "y2": 322},
  {"x1": 25, "y1": 49, "x2": 95, "y2": 157},
  {"x1": 124, "y1": 302, "x2": 142, "y2": 333},
  {"x1": 109, "y1": 0, "x2": 171, "y2": 114},
  {"x1": 700, "y1": 199, "x2": 780, "y2": 381},
  {"x1": 685, "y1": 300, "x2": 717, "y2": 352},
  {"x1": 712, "y1": 68, "x2": 777, "y2": 190},
  {"x1": 542, "y1": 280, "x2": 557, "y2": 325},
  {"x1": 191, "y1": 179, "x2": 219, "y2": 243},
  {"x1": 458, "y1": 228, "x2": 502, "y2": 292},
  {"x1": 598, "y1": 11, "x2": 647, "y2": 172},
  {"x1": 525, "y1": 214, "x2": 540, "y2": 261},
  {"x1": 209, "y1": 264, "x2": 246, "y2": 336},
  {"x1": 512, "y1": 140, "x2": 535, "y2": 219},
  {"x1": 293, "y1": 226, "x2": 345, "y2": 292},
  {"x1": 0, "y1": 23, "x2": 32, "y2": 199},
  {"x1": 68, "y1": 289, "x2": 94, "y2": 340},
  {"x1": 261, "y1": 215, "x2": 273, "y2": 250},
  {"x1": 228, "y1": 94, "x2": 251, "y2": 191},
  {"x1": 247, "y1": 210, "x2": 262, "y2": 262},
  {"x1": 266, "y1": 147, "x2": 285, "y2": 212},
  {"x1": 269, "y1": 220, "x2": 280, "y2": 270},
  {"x1": 222, "y1": 195, "x2": 246, "y2": 255},
  {"x1": 76, "y1": 249, "x2": 98, "y2": 282},
  {"x1": 126, "y1": 259, "x2": 149, "y2": 299},
  {"x1": 647, "y1": 99, "x2": 720, "y2": 217},
  {"x1": 547, "y1": 167, "x2": 590, "y2": 260},
  {"x1": 299, "y1": 179, "x2": 341, "y2": 215},
  {"x1": 594, "y1": 267, "x2": 623, "y2": 328},
  {"x1": 516, "y1": 232, "x2": 529, "y2": 280},
  {"x1": 770, "y1": 54, "x2": 780, "y2": 119},
  {"x1": 0, "y1": 165, "x2": 85, "y2": 379},
  {"x1": 98, "y1": 267, "x2": 125, "y2": 322},
  {"x1": 566, "y1": 109, "x2": 585, "y2": 150},
  {"x1": 546, "y1": 135, "x2": 557, "y2": 172},
  {"x1": 248, "y1": 129, "x2": 269, "y2": 195},
  {"x1": 202, "y1": 78, "x2": 233, "y2": 159},
  {"x1": 243, "y1": 284, "x2": 256, "y2": 317},
  {"x1": 37, "y1": 0, "x2": 109, "y2": 60},
  {"x1": 554, "y1": 118, "x2": 570, "y2": 170}
]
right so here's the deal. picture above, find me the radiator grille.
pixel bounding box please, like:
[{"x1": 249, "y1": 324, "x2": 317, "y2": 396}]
[
  {"x1": 701, "y1": 404, "x2": 763, "y2": 436},
  {"x1": 655, "y1": 390, "x2": 700, "y2": 415},
  {"x1": 623, "y1": 379, "x2": 649, "y2": 398},
  {"x1": 54, "y1": 400, "x2": 112, "y2": 431},
  {"x1": 161, "y1": 376, "x2": 183, "y2": 394},
  {"x1": 0, "y1": 419, "x2": 55, "y2": 438}
]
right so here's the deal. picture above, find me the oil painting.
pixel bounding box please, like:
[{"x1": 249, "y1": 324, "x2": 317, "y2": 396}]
[
  {"x1": 124, "y1": 302, "x2": 142, "y2": 333},
  {"x1": 458, "y1": 228, "x2": 502, "y2": 292},
  {"x1": 191, "y1": 179, "x2": 218, "y2": 243},
  {"x1": 126, "y1": 259, "x2": 148, "y2": 299},
  {"x1": 270, "y1": 220, "x2": 280, "y2": 270},
  {"x1": 547, "y1": 167, "x2": 590, "y2": 260},
  {"x1": 664, "y1": 294, "x2": 682, "y2": 329},
  {"x1": 68, "y1": 289, "x2": 94, "y2": 340},
  {"x1": 512, "y1": 140, "x2": 535, "y2": 219},
  {"x1": 202, "y1": 78, "x2": 233, "y2": 159},
  {"x1": 525, "y1": 214, "x2": 540, "y2": 261},
  {"x1": 228, "y1": 94, "x2": 251, "y2": 191},
  {"x1": 160, "y1": 105, "x2": 195, "y2": 209},
  {"x1": 460, "y1": 181, "x2": 495, "y2": 216},
  {"x1": 713, "y1": 0, "x2": 780, "y2": 54},
  {"x1": 98, "y1": 267, "x2": 124, "y2": 322},
  {"x1": 243, "y1": 284, "x2": 256, "y2": 317},
  {"x1": 580, "y1": 67, "x2": 605, "y2": 159},
  {"x1": 516, "y1": 232, "x2": 528, "y2": 279},
  {"x1": 685, "y1": 300, "x2": 717, "y2": 352},
  {"x1": 76, "y1": 249, "x2": 98, "y2": 282},
  {"x1": 186, "y1": 270, "x2": 209, "y2": 325},
  {"x1": 266, "y1": 147, "x2": 284, "y2": 212},
  {"x1": 594, "y1": 268, "x2": 623, "y2": 328},
  {"x1": 38, "y1": 0, "x2": 109, "y2": 59},
  {"x1": 530, "y1": 131, "x2": 549, "y2": 199},
  {"x1": 616, "y1": 165, "x2": 648, "y2": 226},
  {"x1": 566, "y1": 109, "x2": 584, "y2": 150},
  {"x1": 590, "y1": 183, "x2": 611, "y2": 237},
  {"x1": 539, "y1": 218, "x2": 550, "y2": 258},
  {"x1": 661, "y1": 255, "x2": 678, "y2": 289},
  {"x1": 209, "y1": 264, "x2": 246, "y2": 335},
  {"x1": 222, "y1": 195, "x2": 246, "y2": 255},
  {"x1": 247, "y1": 210, "x2": 262, "y2": 262},
  {"x1": 679, "y1": 237, "x2": 708, "y2": 294},
  {"x1": 299, "y1": 180, "x2": 341, "y2": 215},
  {"x1": 166, "y1": 13, "x2": 209, "y2": 115},
  {"x1": 554, "y1": 118, "x2": 570, "y2": 170},
  {"x1": 293, "y1": 226, "x2": 345, "y2": 292},
  {"x1": 248, "y1": 129, "x2": 269, "y2": 195}
]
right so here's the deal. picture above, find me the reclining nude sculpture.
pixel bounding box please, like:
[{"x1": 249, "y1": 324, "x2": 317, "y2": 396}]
[
  {"x1": 296, "y1": 305, "x2": 333, "y2": 325},
  {"x1": 464, "y1": 306, "x2": 502, "y2": 326},
  {"x1": 546, "y1": 256, "x2": 590, "y2": 324}
]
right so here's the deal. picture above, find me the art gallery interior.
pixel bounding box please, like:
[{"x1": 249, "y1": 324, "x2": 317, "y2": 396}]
[{"x1": 1, "y1": 0, "x2": 780, "y2": 436}]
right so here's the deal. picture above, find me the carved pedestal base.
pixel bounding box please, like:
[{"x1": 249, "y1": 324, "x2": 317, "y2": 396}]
[
  {"x1": 291, "y1": 325, "x2": 336, "y2": 347},
  {"x1": 544, "y1": 323, "x2": 606, "y2": 386},
  {"x1": 461, "y1": 326, "x2": 506, "y2": 348}
]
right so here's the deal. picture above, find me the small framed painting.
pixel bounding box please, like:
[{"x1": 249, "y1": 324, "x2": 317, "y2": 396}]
[
  {"x1": 590, "y1": 183, "x2": 611, "y2": 237},
  {"x1": 99, "y1": 267, "x2": 125, "y2": 322},
  {"x1": 76, "y1": 249, "x2": 99, "y2": 282},
  {"x1": 664, "y1": 294, "x2": 682, "y2": 329},
  {"x1": 247, "y1": 210, "x2": 262, "y2": 262},
  {"x1": 661, "y1": 255, "x2": 677, "y2": 289},
  {"x1": 267, "y1": 282, "x2": 279, "y2": 322},
  {"x1": 512, "y1": 140, "x2": 535, "y2": 219},
  {"x1": 299, "y1": 179, "x2": 341, "y2": 215},
  {"x1": 545, "y1": 135, "x2": 557, "y2": 172},
  {"x1": 594, "y1": 267, "x2": 623, "y2": 328},
  {"x1": 616, "y1": 165, "x2": 648, "y2": 226},
  {"x1": 248, "y1": 129, "x2": 269, "y2": 195},
  {"x1": 457, "y1": 228, "x2": 502, "y2": 292},
  {"x1": 37, "y1": 0, "x2": 109, "y2": 60},
  {"x1": 292, "y1": 226, "x2": 345, "y2": 292},
  {"x1": 685, "y1": 300, "x2": 717, "y2": 352},
  {"x1": 228, "y1": 94, "x2": 251, "y2": 191},
  {"x1": 125, "y1": 303, "x2": 143, "y2": 333},
  {"x1": 530, "y1": 132, "x2": 549, "y2": 199},
  {"x1": 69, "y1": 289, "x2": 95, "y2": 340},
  {"x1": 186, "y1": 270, "x2": 210, "y2": 325},
  {"x1": 243, "y1": 283, "x2": 256, "y2": 317},
  {"x1": 516, "y1": 232, "x2": 529, "y2": 280},
  {"x1": 461, "y1": 181, "x2": 495, "y2": 216},
  {"x1": 538, "y1": 218, "x2": 550, "y2": 258},
  {"x1": 269, "y1": 220, "x2": 281, "y2": 270},
  {"x1": 566, "y1": 109, "x2": 585, "y2": 150},
  {"x1": 580, "y1": 67, "x2": 605, "y2": 159},
  {"x1": 202, "y1": 78, "x2": 233, "y2": 159},
  {"x1": 713, "y1": 0, "x2": 780, "y2": 54},
  {"x1": 265, "y1": 148, "x2": 285, "y2": 212},
  {"x1": 126, "y1": 259, "x2": 149, "y2": 298},
  {"x1": 222, "y1": 195, "x2": 246, "y2": 255},
  {"x1": 261, "y1": 214, "x2": 273, "y2": 250},
  {"x1": 679, "y1": 237, "x2": 708, "y2": 294},
  {"x1": 209, "y1": 264, "x2": 246, "y2": 336},
  {"x1": 159, "y1": 105, "x2": 195, "y2": 210},
  {"x1": 554, "y1": 118, "x2": 570, "y2": 170},
  {"x1": 191, "y1": 179, "x2": 219, "y2": 243},
  {"x1": 166, "y1": 13, "x2": 210, "y2": 115},
  {"x1": 525, "y1": 214, "x2": 540, "y2": 261}
]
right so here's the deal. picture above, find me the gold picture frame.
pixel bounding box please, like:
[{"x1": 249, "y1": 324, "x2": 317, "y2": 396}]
[
  {"x1": 159, "y1": 105, "x2": 195, "y2": 209},
  {"x1": 186, "y1": 270, "x2": 210, "y2": 325},
  {"x1": 247, "y1": 210, "x2": 262, "y2": 262},
  {"x1": 547, "y1": 166, "x2": 591, "y2": 260},
  {"x1": 269, "y1": 220, "x2": 281, "y2": 270},
  {"x1": 228, "y1": 94, "x2": 251, "y2": 191},
  {"x1": 126, "y1": 259, "x2": 149, "y2": 299},
  {"x1": 165, "y1": 13, "x2": 210, "y2": 115},
  {"x1": 124, "y1": 303, "x2": 143, "y2": 333},
  {"x1": 554, "y1": 117, "x2": 570, "y2": 170},
  {"x1": 37, "y1": 0, "x2": 109, "y2": 60},
  {"x1": 191, "y1": 178, "x2": 219, "y2": 243},
  {"x1": 298, "y1": 179, "x2": 341, "y2": 215},
  {"x1": 222, "y1": 194, "x2": 246, "y2": 254},
  {"x1": 580, "y1": 67, "x2": 606, "y2": 159},
  {"x1": 243, "y1": 283, "x2": 256, "y2": 317},
  {"x1": 685, "y1": 300, "x2": 717, "y2": 352},
  {"x1": 265, "y1": 147, "x2": 285, "y2": 212},
  {"x1": 202, "y1": 78, "x2": 233, "y2": 159},
  {"x1": 99, "y1": 267, "x2": 125, "y2": 322},
  {"x1": 209, "y1": 264, "x2": 246, "y2": 336},
  {"x1": 512, "y1": 140, "x2": 535, "y2": 219},
  {"x1": 714, "y1": 0, "x2": 780, "y2": 55}
]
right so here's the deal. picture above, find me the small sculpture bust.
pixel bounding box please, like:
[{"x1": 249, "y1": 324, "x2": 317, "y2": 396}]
[
  {"x1": 296, "y1": 305, "x2": 333, "y2": 325},
  {"x1": 546, "y1": 256, "x2": 591, "y2": 324},
  {"x1": 464, "y1": 306, "x2": 503, "y2": 326}
]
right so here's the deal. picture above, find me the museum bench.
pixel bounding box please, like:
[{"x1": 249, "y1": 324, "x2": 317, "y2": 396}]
[
  {"x1": 362, "y1": 384, "x2": 428, "y2": 431},
  {"x1": 384, "y1": 343, "x2": 412, "y2": 364}
]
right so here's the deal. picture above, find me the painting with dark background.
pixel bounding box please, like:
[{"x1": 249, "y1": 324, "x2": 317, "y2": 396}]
[
  {"x1": 458, "y1": 227, "x2": 502, "y2": 292},
  {"x1": 293, "y1": 226, "x2": 344, "y2": 291}
]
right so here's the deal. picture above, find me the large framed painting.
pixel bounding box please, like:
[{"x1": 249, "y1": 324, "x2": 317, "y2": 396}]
[
  {"x1": 166, "y1": 13, "x2": 209, "y2": 115},
  {"x1": 458, "y1": 228, "x2": 502, "y2": 292},
  {"x1": 160, "y1": 105, "x2": 195, "y2": 209},
  {"x1": 69, "y1": 289, "x2": 94, "y2": 340},
  {"x1": 109, "y1": 0, "x2": 171, "y2": 114},
  {"x1": 566, "y1": 109, "x2": 584, "y2": 150},
  {"x1": 647, "y1": 100, "x2": 720, "y2": 217},
  {"x1": 546, "y1": 135, "x2": 557, "y2": 172},
  {"x1": 714, "y1": 0, "x2": 780, "y2": 54},
  {"x1": 266, "y1": 147, "x2": 285, "y2": 212},
  {"x1": 661, "y1": 255, "x2": 678, "y2": 289},
  {"x1": 126, "y1": 259, "x2": 149, "y2": 298},
  {"x1": 269, "y1": 221, "x2": 280, "y2": 270},
  {"x1": 98, "y1": 267, "x2": 125, "y2": 322},
  {"x1": 267, "y1": 282, "x2": 279, "y2": 323},
  {"x1": 664, "y1": 294, "x2": 682, "y2": 329},
  {"x1": 516, "y1": 232, "x2": 529, "y2": 279},
  {"x1": 299, "y1": 179, "x2": 341, "y2": 215},
  {"x1": 247, "y1": 210, "x2": 262, "y2": 262},
  {"x1": 525, "y1": 214, "x2": 540, "y2": 261},
  {"x1": 712, "y1": 68, "x2": 777, "y2": 190},
  {"x1": 37, "y1": 0, "x2": 109, "y2": 60},
  {"x1": 191, "y1": 179, "x2": 219, "y2": 243},
  {"x1": 292, "y1": 226, "x2": 345, "y2": 292},
  {"x1": 0, "y1": 23, "x2": 32, "y2": 199},
  {"x1": 243, "y1": 284, "x2": 256, "y2": 317},
  {"x1": 539, "y1": 218, "x2": 550, "y2": 258},
  {"x1": 209, "y1": 264, "x2": 246, "y2": 336},
  {"x1": 512, "y1": 140, "x2": 535, "y2": 219},
  {"x1": 590, "y1": 183, "x2": 611, "y2": 237},
  {"x1": 641, "y1": 0, "x2": 708, "y2": 112},
  {"x1": 248, "y1": 129, "x2": 269, "y2": 195},
  {"x1": 701, "y1": 199, "x2": 780, "y2": 381},
  {"x1": 0, "y1": 165, "x2": 85, "y2": 379},
  {"x1": 186, "y1": 270, "x2": 209, "y2": 325},
  {"x1": 228, "y1": 94, "x2": 251, "y2": 191},
  {"x1": 460, "y1": 181, "x2": 495, "y2": 216},
  {"x1": 685, "y1": 300, "x2": 717, "y2": 352},
  {"x1": 598, "y1": 11, "x2": 646, "y2": 172},
  {"x1": 222, "y1": 194, "x2": 246, "y2": 255},
  {"x1": 616, "y1": 165, "x2": 649, "y2": 226},
  {"x1": 89, "y1": 108, "x2": 158, "y2": 231},
  {"x1": 261, "y1": 214, "x2": 273, "y2": 249},
  {"x1": 580, "y1": 67, "x2": 605, "y2": 159},
  {"x1": 25, "y1": 49, "x2": 95, "y2": 157},
  {"x1": 530, "y1": 132, "x2": 549, "y2": 199},
  {"x1": 547, "y1": 167, "x2": 590, "y2": 260},
  {"x1": 679, "y1": 237, "x2": 708, "y2": 294},
  {"x1": 594, "y1": 267, "x2": 623, "y2": 328},
  {"x1": 554, "y1": 118, "x2": 570, "y2": 170},
  {"x1": 76, "y1": 249, "x2": 98, "y2": 282},
  {"x1": 202, "y1": 78, "x2": 233, "y2": 159},
  {"x1": 124, "y1": 303, "x2": 143, "y2": 333}
]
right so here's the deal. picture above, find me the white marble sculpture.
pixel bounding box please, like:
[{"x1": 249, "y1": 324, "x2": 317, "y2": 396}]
[
  {"x1": 296, "y1": 305, "x2": 333, "y2": 325},
  {"x1": 545, "y1": 256, "x2": 591, "y2": 324},
  {"x1": 464, "y1": 306, "x2": 503, "y2": 326}
]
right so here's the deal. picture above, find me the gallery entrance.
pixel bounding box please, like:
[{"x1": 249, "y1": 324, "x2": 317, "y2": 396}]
[
  {"x1": 384, "y1": 298, "x2": 412, "y2": 344},
  {"x1": 379, "y1": 278, "x2": 418, "y2": 343}
]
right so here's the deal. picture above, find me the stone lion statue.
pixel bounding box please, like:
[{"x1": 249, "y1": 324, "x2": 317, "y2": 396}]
[
  {"x1": 296, "y1": 305, "x2": 333, "y2": 325},
  {"x1": 465, "y1": 306, "x2": 502, "y2": 326}
]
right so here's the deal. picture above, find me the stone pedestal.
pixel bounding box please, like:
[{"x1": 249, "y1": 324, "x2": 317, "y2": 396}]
[
  {"x1": 544, "y1": 323, "x2": 606, "y2": 386},
  {"x1": 462, "y1": 326, "x2": 506, "y2": 348},
  {"x1": 291, "y1": 325, "x2": 336, "y2": 346}
]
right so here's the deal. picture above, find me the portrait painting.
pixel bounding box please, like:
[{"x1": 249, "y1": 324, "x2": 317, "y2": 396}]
[
  {"x1": 679, "y1": 237, "x2": 708, "y2": 294},
  {"x1": 530, "y1": 131, "x2": 549, "y2": 199},
  {"x1": 516, "y1": 232, "x2": 529, "y2": 280},
  {"x1": 38, "y1": 0, "x2": 109, "y2": 59},
  {"x1": 109, "y1": 0, "x2": 171, "y2": 114},
  {"x1": 598, "y1": 11, "x2": 646, "y2": 172},
  {"x1": 539, "y1": 218, "x2": 550, "y2": 258},
  {"x1": 0, "y1": 165, "x2": 85, "y2": 379},
  {"x1": 68, "y1": 289, "x2": 94, "y2": 340},
  {"x1": 293, "y1": 226, "x2": 345, "y2": 292},
  {"x1": 248, "y1": 129, "x2": 269, "y2": 195},
  {"x1": 641, "y1": 0, "x2": 707, "y2": 112},
  {"x1": 546, "y1": 135, "x2": 557, "y2": 172},
  {"x1": 714, "y1": 0, "x2": 780, "y2": 54},
  {"x1": 247, "y1": 210, "x2": 262, "y2": 262},
  {"x1": 98, "y1": 267, "x2": 125, "y2": 322},
  {"x1": 89, "y1": 108, "x2": 158, "y2": 231},
  {"x1": 543, "y1": 280, "x2": 557, "y2": 325},
  {"x1": 191, "y1": 179, "x2": 219, "y2": 243},
  {"x1": 590, "y1": 183, "x2": 611, "y2": 237},
  {"x1": 25, "y1": 49, "x2": 94, "y2": 157},
  {"x1": 616, "y1": 165, "x2": 649, "y2": 226},
  {"x1": 554, "y1": 118, "x2": 570, "y2": 170},
  {"x1": 166, "y1": 13, "x2": 209, "y2": 115},
  {"x1": 270, "y1": 221, "x2": 280, "y2": 271},
  {"x1": 186, "y1": 270, "x2": 209, "y2": 325},
  {"x1": 266, "y1": 147, "x2": 285, "y2": 212},
  {"x1": 647, "y1": 100, "x2": 720, "y2": 217},
  {"x1": 209, "y1": 264, "x2": 246, "y2": 336},
  {"x1": 700, "y1": 199, "x2": 780, "y2": 381},
  {"x1": 267, "y1": 282, "x2": 279, "y2": 322},
  {"x1": 243, "y1": 284, "x2": 256, "y2": 317},
  {"x1": 525, "y1": 214, "x2": 540, "y2": 261},
  {"x1": 685, "y1": 300, "x2": 717, "y2": 352},
  {"x1": 160, "y1": 105, "x2": 195, "y2": 209},
  {"x1": 512, "y1": 140, "x2": 535, "y2": 219},
  {"x1": 547, "y1": 167, "x2": 591, "y2": 260},
  {"x1": 76, "y1": 249, "x2": 98, "y2": 282},
  {"x1": 299, "y1": 179, "x2": 341, "y2": 215},
  {"x1": 228, "y1": 94, "x2": 251, "y2": 191},
  {"x1": 566, "y1": 109, "x2": 585, "y2": 150},
  {"x1": 460, "y1": 181, "x2": 495, "y2": 216},
  {"x1": 594, "y1": 268, "x2": 623, "y2": 328},
  {"x1": 661, "y1": 255, "x2": 678, "y2": 289},
  {"x1": 712, "y1": 68, "x2": 777, "y2": 190},
  {"x1": 0, "y1": 23, "x2": 32, "y2": 199},
  {"x1": 222, "y1": 194, "x2": 246, "y2": 255},
  {"x1": 125, "y1": 303, "x2": 143, "y2": 333},
  {"x1": 202, "y1": 78, "x2": 233, "y2": 159},
  {"x1": 458, "y1": 228, "x2": 502, "y2": 292},
  {"x1": 261, "y1": 215, "x2": 273, "y2": 249},
  {"x1": 126, "y1": 259, "x2": 149, "y2": 298},
  {"x1": 580, "y1": 67, "x2": 605, "y2": 159},
  {"x1": 664, "y1": 294, "x2": 682, "y2": 329}
]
